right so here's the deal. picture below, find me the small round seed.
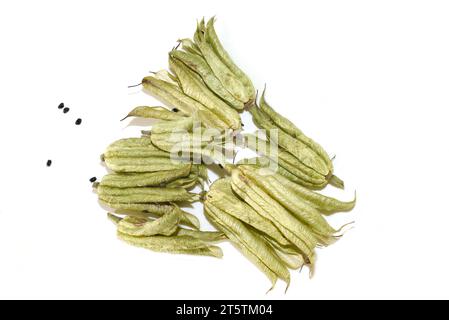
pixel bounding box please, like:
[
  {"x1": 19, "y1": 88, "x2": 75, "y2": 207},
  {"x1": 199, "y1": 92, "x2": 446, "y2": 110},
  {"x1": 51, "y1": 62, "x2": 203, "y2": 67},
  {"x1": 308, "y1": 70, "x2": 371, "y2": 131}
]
[
  {"x1": 58, "y1": 103, "x2": 64, "y2": 109},
  {"x1": 75, "y1": 118, "x2": 82, "y2": 125},
  {"x1": 89, "y1": 177, "x2": 97, "y2": 183},
  {"x1": 63, "y1": 107, "x2": 70, "y2": 113},
  {"x1": 172, "y1": 108, "x2": 179, "y2": 112},
  {"x1": 46, "y1": 160, "x2": 52, "y2": 167}
]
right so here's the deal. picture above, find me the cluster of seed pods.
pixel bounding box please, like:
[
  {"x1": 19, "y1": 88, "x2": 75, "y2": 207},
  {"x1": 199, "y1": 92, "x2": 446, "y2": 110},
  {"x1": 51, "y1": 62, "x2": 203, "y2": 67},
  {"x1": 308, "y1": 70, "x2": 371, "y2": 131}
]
[
  {"x1": 95, "y1": 17, "x2": 355, "y2": 290},
  {"x1": 97, "y1": 136, "x2": 224, "y2": 257},
  {"x1": 204, "y1": 165, "x2": 355, "y2": 289}
]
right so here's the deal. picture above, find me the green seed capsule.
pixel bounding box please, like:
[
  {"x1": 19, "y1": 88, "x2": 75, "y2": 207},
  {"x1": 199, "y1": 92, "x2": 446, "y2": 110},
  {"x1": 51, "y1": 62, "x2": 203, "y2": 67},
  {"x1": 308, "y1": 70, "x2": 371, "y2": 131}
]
[{"x1": 117, "y1": 232, "x2": 223, "y2": 258}]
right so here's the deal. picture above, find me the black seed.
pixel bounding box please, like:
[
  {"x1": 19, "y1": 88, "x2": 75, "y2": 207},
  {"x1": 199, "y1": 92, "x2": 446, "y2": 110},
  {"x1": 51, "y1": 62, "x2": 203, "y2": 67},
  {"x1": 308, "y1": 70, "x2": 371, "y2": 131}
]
[
  {"x1": 75, "y1": 118, "x2": 82, "y2": 125},
  {"x1": 46, "y1": 160, "x2": 52, "y2": 167},
  {"x1": 218, "y1": 164, "x2": 224, "y2": 169},
  {"x1": 89, "y1": 177, "x2": 97, "y2": 183},
  {"x1": 58, "y1": 102, "x2": 64, "y2": 109},
  {"x1": 63, "y1": 107, "x2": 70, "y2": 113},
  {"x1": 172, "y1": 108, "x2": 179, "y2": 112}
]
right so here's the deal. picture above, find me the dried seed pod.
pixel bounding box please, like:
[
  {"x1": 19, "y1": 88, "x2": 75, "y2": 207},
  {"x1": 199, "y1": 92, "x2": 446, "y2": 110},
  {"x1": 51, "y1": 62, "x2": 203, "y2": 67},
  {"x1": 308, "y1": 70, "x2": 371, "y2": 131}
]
[
  {"x1": 104, "y1": 156, "x2": 188, "y2": 173},
  {"x1": 204, "y1": 18, "x2": 256, "y2": 106},
  {"x1": 204, "y1": 202, "x2": 290, "y2": 289},
  {"x1": 117, "y1": 232, "x2": 223, "y2": 258},
  {"x1": 107, "y1": 212, "x2": 122, "y2": 225},
  {"x1": 124, "y1": 106, "x2": 185, "y2": 121},
  {"x1": 141, "y1": 75, "x2": 229, "y2": 130},
  {"x1": 117, "y1": 207, "x2": 180, "y2": 237},
  {"x1": 259, "y1": 92, "x2": 331, "y2": 168},
  {"x1": 250, "y1": 106, "x2": 329, "y2": 176},
  {"x1": 244, "y1": 134, "x2": 328, "y2": 189},
  {"x1": 100, "y1": 165, "x2": 191, "y2": 188},
  {"x1": 97, "y1": 185, "x2": 200, "y2": 203},
  {"x1": 271, "y1": 172, "x2": 356, "y2": 215},
  {"x1": 151, "y1": 116, "x2": 194, "y2": 134},
  {"x1": 193, "y1": 18, "x2": 255, "y2": 107},
  {"x1": 258, "y1": 91, "x2": 344, "y2": 188},
  {"x1": 238, "y1": 165, "x2": 337, "y2": 239},
  {"x1": 102, "y1": 202, "x2": 200, "y2": 230},
  {"x1": 176, "y1": 228, "x2": 226, "y2": 242},
  {"x1": 106, "y1": 137, "x2": 155, "y2": 149},
  {"x1": 169, "y1": 55, "x2": 242, "y2": 130},
  {"x1": 170, "y1": 49, "x2": 244, "y2": 110},
  {"x1": 177, "y1": 38, "x2": 202, "y2": 56},
  {"x1": 229, "y1": 166, "x2": 317, "y2": 266},
  {"x1": 165, "y1": 173, "x2": 198, "y2": 190},
  {"x1": 206, "y1": 178, "x2": 291, "y2": 248}
]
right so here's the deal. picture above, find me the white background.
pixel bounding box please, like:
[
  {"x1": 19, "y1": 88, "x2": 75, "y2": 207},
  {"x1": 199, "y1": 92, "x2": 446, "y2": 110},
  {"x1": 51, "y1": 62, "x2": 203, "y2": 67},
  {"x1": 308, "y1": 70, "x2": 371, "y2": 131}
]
[{"x1": 0, "y1": 0, "x2": 448, "y2": 300}]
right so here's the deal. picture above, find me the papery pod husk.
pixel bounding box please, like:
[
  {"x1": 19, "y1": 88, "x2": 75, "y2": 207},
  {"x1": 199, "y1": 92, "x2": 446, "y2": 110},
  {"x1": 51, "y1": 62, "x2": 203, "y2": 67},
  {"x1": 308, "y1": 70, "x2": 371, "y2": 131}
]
[
  {"x1": 176, "y1": 228, "x2": 226, "y2": 242},
  {"x1": 123, "y1": 106, "x2": 185, "y2": 121},
  {"x1": 258, "y1": 91, "x2": 344, "y2": 189},
  {"x1": 97, "y1": 185, "x2": 200, "y2": 203},
  {"x1": 204, "y1": 202, "x2": 290, "y2": 289},
  {"x1": 104, "y1": 156, "x2": 189, "y2": 173},
  {"x1": 99, "y1": 165, "x2": 192, "y2": 188},
  {"x1": 249, "y1": 106, "x2": 329, "y2": 176},
  {"x1": 206, "y1": 178, "x2": 291, "y2": 248},
  {"x1": 117, "y1": 207, "x2": 181, "y2": 237},
  {"x1": 170, "y1": 49, "x2": 244, "y2": 111},
  {"x1": 193, "y1": 19, "x2": 253, "y2": 107},
  {"x1": 204, "y1": 17, "x2": 256, "y2": 107},
  {"x1": 117, "y1": 232, "x2": 223, "y2": 258},
  {"x1": 237, "y1": 165, "x2": 338, "y2": 241},
  {"x1": 169, "y1": 54, "x2": 242, "y2": 130},
  {"x1": 243, "y1": 134, "x2": 329, "y2": 190},
  {"x1": 228, "y1": 166, "x2": 317, "y2": 268},
  {"x1": 141, "y1": 75, "x2": 230, "y2": 130},
  {"x1": 103, "y1": 203, "x2": 200, "y2": 230}
]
